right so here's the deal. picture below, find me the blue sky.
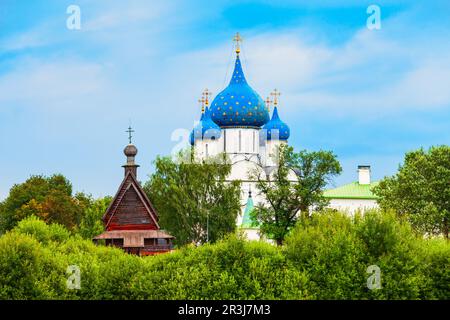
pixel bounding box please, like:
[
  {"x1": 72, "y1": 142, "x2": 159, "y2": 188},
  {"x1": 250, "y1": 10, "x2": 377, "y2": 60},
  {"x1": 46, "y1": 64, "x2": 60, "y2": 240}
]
[{"x1": 1, "y1": 0, "x2": 450, "y2": 199}]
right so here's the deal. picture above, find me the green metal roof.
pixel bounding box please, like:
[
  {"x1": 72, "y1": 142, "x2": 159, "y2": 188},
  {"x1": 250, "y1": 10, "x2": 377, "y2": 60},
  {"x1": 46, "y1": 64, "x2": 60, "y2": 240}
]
[
  {"x1": 240, "y1": 193, "x2": 259, "y2": 229},
  {"x1": 323, "y1": 181, "x2": 380, "y2": 200}
]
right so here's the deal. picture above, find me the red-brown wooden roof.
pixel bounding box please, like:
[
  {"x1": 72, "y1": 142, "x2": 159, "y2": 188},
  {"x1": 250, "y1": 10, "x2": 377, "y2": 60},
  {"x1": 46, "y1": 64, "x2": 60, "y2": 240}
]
[{"x1": 103, "y1": 171, "x2": 160, "y2": 231}]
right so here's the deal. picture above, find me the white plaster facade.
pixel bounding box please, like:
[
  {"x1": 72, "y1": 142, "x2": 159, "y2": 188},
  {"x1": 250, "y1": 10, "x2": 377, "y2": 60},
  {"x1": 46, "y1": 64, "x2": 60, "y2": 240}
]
[{"x1": 327, "y1": 199, "x2": 379, "y2": 215}]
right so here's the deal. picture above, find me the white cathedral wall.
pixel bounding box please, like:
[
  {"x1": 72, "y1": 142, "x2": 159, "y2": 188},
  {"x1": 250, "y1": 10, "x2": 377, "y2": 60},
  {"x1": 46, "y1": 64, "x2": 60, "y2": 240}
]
[
  {"x1": 264, "y1": 139, "x2": 287, "y2": 167},
  {"x1": 327, "y1": 198, "x2": 379, "y2": 215},
  {"x1": 223, "y1": 128, "x2": 260, "y2": 154},
  {"x1": 194, "y1": 139, "x2": 221, "y2": 160}
]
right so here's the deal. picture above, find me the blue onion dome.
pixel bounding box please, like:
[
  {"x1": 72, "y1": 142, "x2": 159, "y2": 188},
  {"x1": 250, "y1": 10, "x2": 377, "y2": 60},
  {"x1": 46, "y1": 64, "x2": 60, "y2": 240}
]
[
  {"x1": 190, "y1": 105, "x2": 221, "y2": 145},
  {"x1": 263, "y1": 106, "x2": 290, "y2": 140},
  {"x1": 201, "y1": 106, "x2": 221, "y2": 140},
  {"x1": 210, "y1": 54, "x2": 270, "y2": 128},
  {"x1": 189, "y1": 111, "x2": 204, "y2": 146}
]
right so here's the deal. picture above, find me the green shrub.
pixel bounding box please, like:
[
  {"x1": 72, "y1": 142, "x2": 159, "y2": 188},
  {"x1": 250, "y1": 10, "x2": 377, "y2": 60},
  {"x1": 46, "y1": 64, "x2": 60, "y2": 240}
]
[
  {"x1": 0, "y1": 213, "x2": 448, "y2": 300},
  {"x1": 0, "y1": 232, "x2": 68, "y2": 299},
  {"x1": 284, "y1": 211, "x2": 366, "y2": 299},
  {"x1": 132, "y1": 235, "x2": 311, "y2": 300},
  {"x1": 284, "y1": 210, "x2": 449, "y2": 300},
  {"x1": 417, "y1": 239, "x2": 450, "y2": 299},
  {"x1": 14, "y1": 215, "x2": 70, "y2": 244}
]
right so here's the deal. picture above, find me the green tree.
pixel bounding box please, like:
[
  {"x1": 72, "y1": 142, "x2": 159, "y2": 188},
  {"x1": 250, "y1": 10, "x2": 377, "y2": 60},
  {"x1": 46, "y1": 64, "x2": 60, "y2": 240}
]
[
  {"x1": 373, "y1": 145, "x2": 450, "y2": 239},
  {"x1": 143, "y1": 151, "x2": 241, "y2": 246},
  {"x1": 0, "y1": 174, "x2": 90, "y2": 233},
  {"x1": 78, "y1": 196, "x2": 112, "y2": 239},
  {"x1": 249, "y1": 144, "x2": 342, "y2": 245}
]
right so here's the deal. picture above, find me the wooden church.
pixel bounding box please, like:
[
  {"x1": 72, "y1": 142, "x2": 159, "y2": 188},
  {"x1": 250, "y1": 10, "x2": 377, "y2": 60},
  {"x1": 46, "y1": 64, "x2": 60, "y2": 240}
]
[{"x1": 93, "y1": 129, "x2": 174, "y2": 255}]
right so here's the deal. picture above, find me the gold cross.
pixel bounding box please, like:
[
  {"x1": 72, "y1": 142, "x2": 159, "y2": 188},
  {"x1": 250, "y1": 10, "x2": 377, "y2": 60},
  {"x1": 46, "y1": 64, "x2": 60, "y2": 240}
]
[
  {"x1": 270, "y1": 89, "x2": 281, "y2": 106},
  {"x1": 203, "y1": 88, "x2": 212, "y2": 106},
  {"x1": 233, "y1": 32, "x2": 242, "y2": 54},
  {"x1": 198, "y1": 96, "x2": 206, "y2": 113},
  {"x1": 265, "y1": 97, "x2": 272, "y2": 112}
]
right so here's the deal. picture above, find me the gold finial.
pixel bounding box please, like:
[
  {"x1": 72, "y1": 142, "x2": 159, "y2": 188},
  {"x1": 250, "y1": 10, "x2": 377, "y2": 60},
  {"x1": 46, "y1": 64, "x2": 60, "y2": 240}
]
[
  {"x1": 265, "y1": 97, "x2": 272, "y2": 112},
  {"x1": 203, "y1": 88, "x2": 212, "y2": 106},
  {"x1": 233, "y1": 32, "x2": 242, "y2": 54},
  {"x1": 270, "y1": 89, "x2": 281, "y2": 106}
]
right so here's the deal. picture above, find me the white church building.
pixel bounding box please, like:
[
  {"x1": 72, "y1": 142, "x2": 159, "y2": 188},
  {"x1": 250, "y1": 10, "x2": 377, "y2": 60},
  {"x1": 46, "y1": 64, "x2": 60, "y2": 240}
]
[{"x1": 189, "y1": 34, "x2": 379, "y2": 240}]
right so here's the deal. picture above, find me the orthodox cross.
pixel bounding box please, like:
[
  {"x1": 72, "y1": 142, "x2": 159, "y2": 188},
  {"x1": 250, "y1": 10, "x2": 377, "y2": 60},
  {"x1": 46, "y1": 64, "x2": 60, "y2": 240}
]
[
  {"x1": 265, "y1": 96, "x2": 272, "y2": 112},
  {"x1": 270, "y1": 89, "x2": 281, "y2": 106},
  {"x1": 126, "y1": 126, "x2": 134, "y2": 144},
  {"x1": 233, "y1": 32, "x2": 242, "y2": 54},
  {"x1": 203, "y1": 88, "x2": 212, "y2": 106},
  {"x1": 198, "y1": 96, "x2": 206, "y2": 113}
]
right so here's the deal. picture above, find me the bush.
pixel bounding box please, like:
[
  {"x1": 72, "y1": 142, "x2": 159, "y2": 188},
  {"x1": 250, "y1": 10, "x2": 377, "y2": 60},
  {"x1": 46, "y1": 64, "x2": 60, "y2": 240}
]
[
  {"x1": 284, "y1": 211, "x2": 367, "y2": 299},
  {"x1": 0, "y1": 232, "x2": 68, "y2": 299},
  {"x1": 418, "y1": 239, "x2": 450, "y2": 299},
  {"x1": 284, "y1": 210, "x2": 449, "y2": 299},
  {"x1": 132, "y1": 236, "x2": 311, "y2": 299},
  {"x1": 14, "y1": 216, "x2": 70, "y2": 244},
  {"x1": 0, "y1": 213, "x2": 448, "y2": 300}
]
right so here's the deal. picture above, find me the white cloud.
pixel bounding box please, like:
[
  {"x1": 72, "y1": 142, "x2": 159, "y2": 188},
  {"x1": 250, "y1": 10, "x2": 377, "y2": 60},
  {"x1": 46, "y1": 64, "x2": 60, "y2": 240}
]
[
  {"x1": 0, "y1": 59, "x2": 109, "y2": 109},
  {"x1": 0, "y1": 24, "x2": 53, "y2": 52}
]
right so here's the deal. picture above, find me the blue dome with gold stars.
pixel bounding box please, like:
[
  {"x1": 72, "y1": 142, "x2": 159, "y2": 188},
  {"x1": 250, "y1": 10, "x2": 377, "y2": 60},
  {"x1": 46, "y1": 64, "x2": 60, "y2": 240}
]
[
  {"x1": 210, "y1": 54, "x2": 269, "y2": 128},
  {"x1": 263, "y1": 106, "x2": 290, "y2": 140},
  {"x1": 190, "y1": 106, "x2": 222, "y2": 145}
]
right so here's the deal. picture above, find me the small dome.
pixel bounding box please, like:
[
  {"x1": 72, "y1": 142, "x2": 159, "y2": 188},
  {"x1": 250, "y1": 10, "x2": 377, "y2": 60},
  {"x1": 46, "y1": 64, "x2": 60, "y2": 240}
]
[
  {"x1": 209, "y1": 55, "x2": 269, "y2": 128},
  {"x1": 190, "y1": 107, "x2": 222, "y2": 145},
  {"x1": 263, "y1": 106, "x2": 290, "y2": 140},
  {"x1": 124, "y1": 144, "x2": 138, "y2": 156}
]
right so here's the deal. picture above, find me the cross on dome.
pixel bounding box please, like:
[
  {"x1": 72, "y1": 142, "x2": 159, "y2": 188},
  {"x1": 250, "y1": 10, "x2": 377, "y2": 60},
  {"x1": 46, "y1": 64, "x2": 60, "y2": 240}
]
[
  {"x1": 126, "y1": 126, "x2": 134, "y2": 144},
  {"x1": 207, "y1": 33, "x2": 270, "y2": 127},
  {"x1": 198, "y1": 96, "x2": 206, "y2": 113},
  {"x1": 203, "y1": 88, "x2": 212, "y2": 106},
  {"x1": 265, "y1": 97, "x2": 272, "y2": 112},
  {"x1": 233, "y1": 32, "x2": 243, "y2": 54},
  {"x1": 270, "y1": 89, "x2": 281, "y2": 106}
]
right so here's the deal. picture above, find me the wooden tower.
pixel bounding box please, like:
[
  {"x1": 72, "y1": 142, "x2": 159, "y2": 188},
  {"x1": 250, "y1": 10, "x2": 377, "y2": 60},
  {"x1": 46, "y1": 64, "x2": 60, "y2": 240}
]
[{"x1": 93, "y1": 128, "x2": 174, "y2": 255}]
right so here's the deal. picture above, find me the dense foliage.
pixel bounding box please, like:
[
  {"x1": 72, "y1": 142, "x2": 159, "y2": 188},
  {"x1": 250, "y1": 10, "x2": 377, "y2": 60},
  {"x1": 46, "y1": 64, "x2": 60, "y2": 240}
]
[
  {"x1": 249, "y1": 145, "x2": 342, "y2": 245},
  {"x1": 1, "y1": 211, "x2": 448, "y2": 300},
  {"x1": 285, "y1": 210, "x2": 449, "y2": 299},
  {"x1": 0, "y1": 174, "x2": 91, "y2": 233},
  {"x1": 78, "y1": 196, "x2": 112, "y2": 239},
  {"x1": 373, "y1": 145, "x2": 450, "y2": 239},
  {"x1": 144, "y1": 152, "x2": 241, "y2": 245}
]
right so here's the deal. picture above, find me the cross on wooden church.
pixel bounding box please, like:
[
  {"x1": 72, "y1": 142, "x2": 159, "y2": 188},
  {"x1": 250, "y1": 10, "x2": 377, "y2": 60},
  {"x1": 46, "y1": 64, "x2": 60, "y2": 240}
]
[{"x1": 126, "y1": 126, "x2": 134, "y2": 144}]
